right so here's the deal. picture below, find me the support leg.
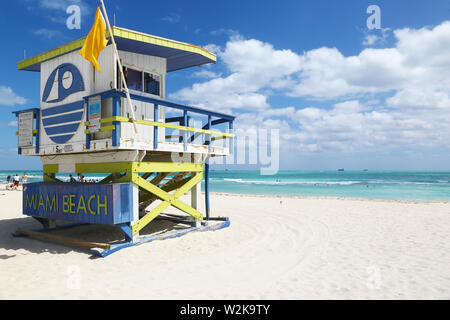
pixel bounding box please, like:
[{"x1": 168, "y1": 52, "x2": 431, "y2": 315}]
[
  {"x1": 33, "y1": 217, "x2": 57, "y2": 229},
  {"x1": 205, "y1": 160, "x2": 210, "y2": 220},
  {"x1": 191, "y1": 179, "x2": 201, "y2": 227}
]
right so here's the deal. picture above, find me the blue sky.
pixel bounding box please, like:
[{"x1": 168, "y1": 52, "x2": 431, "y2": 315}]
[{"x1": 1, "y1": 0, "x2": 450, "y2": 170}]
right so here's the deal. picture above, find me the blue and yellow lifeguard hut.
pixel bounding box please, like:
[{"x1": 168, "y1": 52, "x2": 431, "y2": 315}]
[{"x1": 13, "y1": 23, "x2": 235, "y2": 257}]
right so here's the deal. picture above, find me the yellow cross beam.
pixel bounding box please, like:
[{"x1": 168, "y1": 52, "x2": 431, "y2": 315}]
[{"x1": 132, "y1": 172, "x2": 203, "y2": 235}]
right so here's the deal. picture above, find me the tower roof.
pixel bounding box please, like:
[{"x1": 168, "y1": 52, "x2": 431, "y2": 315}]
[{"x1": 17, "y1": 26, "x2": 216, "y2": 72}]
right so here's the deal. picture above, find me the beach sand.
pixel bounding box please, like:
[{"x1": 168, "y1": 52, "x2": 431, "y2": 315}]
[{"x1": 0, "y1": 187, "x2": 449, "y2": 300}]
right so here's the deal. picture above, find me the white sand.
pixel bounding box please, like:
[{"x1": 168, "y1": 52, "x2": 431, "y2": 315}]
[{"x1": 0, "y1": 188, "x2": 449, "y2": 300}]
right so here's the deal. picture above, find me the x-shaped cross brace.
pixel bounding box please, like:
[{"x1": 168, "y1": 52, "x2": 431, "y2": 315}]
[{"x1": 116, "y1": 172, "x2": 204, "y2": 236}]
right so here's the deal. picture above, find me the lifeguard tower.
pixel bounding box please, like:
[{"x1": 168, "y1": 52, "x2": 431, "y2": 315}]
[{"x1": 13, "y1": 25, "x2": 235, "y2": 257}]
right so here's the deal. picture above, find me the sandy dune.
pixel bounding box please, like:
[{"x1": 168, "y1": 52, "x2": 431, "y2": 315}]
[{"x1": 0, "y1": 189, "x2": 449, "y2": 299}]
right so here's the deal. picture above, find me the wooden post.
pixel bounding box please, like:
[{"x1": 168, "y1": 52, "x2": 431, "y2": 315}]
[{"x1": 99, "y1": 0, "x2": 138, "y2": 134}]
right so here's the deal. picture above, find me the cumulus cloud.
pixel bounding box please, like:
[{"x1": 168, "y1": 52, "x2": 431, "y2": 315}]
[
  {"x1": 291, "y1": 22, "x2": 450, "y2": 100},
  {"x1": 210, "y1": 28, "x2": 241, "y2": 38},
  {"x1": 38, "y1": 0, "x2": 89, "y2": 13},
  {"x1": 171, "y1": 21, "x2": 450, "y2": 155},
  {"x1": 0, "y1": 121, "x2": 18, "y2": 128},
  {"x1": 0, "y1": 86, "x2": 27, "y2": 106},
  {"x1": 33, "y1": 28, "x2": 61, "y2": 39},
  {"x1": 161, "y1": 13, "x2": 181, "y2": 23},
  {"x1": 22, "y1": 0, "x2": 91, "y2": 24},
  {"x1": 362, "y1": 28, "x2": 391, "y2": 46},
  {"x1": 171, "y1": 37, "x2": 302, "y2": 112},
  {"x1": 191, "y1": 69, "x2": 222, "y2": 79}
]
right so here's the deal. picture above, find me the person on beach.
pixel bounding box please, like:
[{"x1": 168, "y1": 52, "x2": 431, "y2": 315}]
[
  {"x1": 13, "y1": 174, "x2": 20, "y2": 190},
  {"x1": 6, "y1": 175, "x2": 11, "y2": 184},
  {"x1": 69, "y1": 174, "x2": 76, "y2": 183},
  {"x1": 22, "y1": 172, "x2": 28, "y2": 185},
  {"x1": 77, "y1": 173, "x2": 82, "y2": 182}
]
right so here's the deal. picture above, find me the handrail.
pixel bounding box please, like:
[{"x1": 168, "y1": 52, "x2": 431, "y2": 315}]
[
  {"x1": 83, "y1": 89, "x2": 235, "y2": 121},
  {"x1": 85, "y1": 116, "x2": 235, "y2": 138},
  {"x1": 83, "y1": 89, "x2": 235, "y2": 152}
]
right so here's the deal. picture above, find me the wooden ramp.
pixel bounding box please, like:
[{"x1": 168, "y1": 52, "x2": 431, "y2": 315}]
[{"x1": 13, "y1": 215, "x2": 230, "y2": 258}]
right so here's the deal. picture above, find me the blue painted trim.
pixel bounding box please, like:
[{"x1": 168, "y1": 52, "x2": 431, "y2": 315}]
[
  {"x1": 42, "y1": 111, "x2": 83, "y2": 126},
  {"x1": 18, "y1": 34, "x2": 215, "y2": 73},
  {"x1": 154, "y1": 104, "x2": 158, "y2": 150},
  {"x1": 189, "y1": 118, "x2": 226, "y2": 143},
  {"x1": 165, "y1": 116, "x2": 183, "y2": 123},
  {"x1": 35, "y1": 111, "x2": 40, "y2": 154},
  {"x1": 212, "y1": 119, "x2": 230, "y2": 126},
  {"x1": 184, "y1": 113, "x2": 190, "y2": 151},
  {"x1": 83, "y1": 89, "x2": 235, "y2": 121},
  {"x1": 181, "y1": 111, "x2": 188, "y2": 151},
  {"x1": 91, "y1": 218, "x2": 230, "y2": 257},
  {"x1": 205, "y1": 115, "x2": 212, "y2": 152},
  {"x1": 12, "y1": 108, "x2": 40, "y2": 116},
  {"x1": 41, "y1": 100, "x2": 84, "y2": 117},
  {"x1": 12, "y1": 108, "x2": 40, "y2": 154},
  {"x1": 228, "y1": 120, "x2": 233, "y2": 157},
  {"x1": 85, "y1": 102, "x2": 90, "y2": 150},
  {"x1": 44, "y1": 123, "x2": 79, "y2": 136},
  {"x1": 112, "y1": 96, "x2": 120, "y2": 147},
  {"x1": 119, "y1": 224, "x2": 133, "y2": 242},
  {"x1": 50, "y1": 134, "x2": 74, "y2": 144},
  {"x1": 81, "y1": 89, "x2": 236, "y2": 152},
  {"x1": 83, "y1": 89, "x2": 119, "y2": 102},
  {"x1": 189, "y1": 123, "x2": 207, "y2": 143},
  {"x1": 23, "y1": 182, "x2": 134, "y2": 225}
]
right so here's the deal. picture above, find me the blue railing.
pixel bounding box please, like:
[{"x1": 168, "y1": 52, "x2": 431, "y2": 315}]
[{"x1": 83, "y1": 89, "x2": 235, "y2": 151}]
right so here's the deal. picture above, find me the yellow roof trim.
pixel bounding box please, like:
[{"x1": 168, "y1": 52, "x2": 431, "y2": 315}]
[
  {"x1": 113, "y1": 27, "x2": 216, "y2": 62},
  {"x1": 17, "y1": 26, "x2": 216, "y2": 71}
]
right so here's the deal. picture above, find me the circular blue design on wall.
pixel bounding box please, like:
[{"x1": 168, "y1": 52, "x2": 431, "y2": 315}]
[{"x1": 41, "y1": 63, "x2": 85, "y2": 144}]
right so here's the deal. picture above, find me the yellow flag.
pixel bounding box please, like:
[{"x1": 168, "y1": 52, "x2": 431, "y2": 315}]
[{"x1": 79, "y1": 6, "x2": 109, "y2": 72}]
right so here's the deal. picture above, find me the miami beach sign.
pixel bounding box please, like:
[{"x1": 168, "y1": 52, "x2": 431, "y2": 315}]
[{"x1": 23, "y1": 182, "x2": 134, "y2": 225}]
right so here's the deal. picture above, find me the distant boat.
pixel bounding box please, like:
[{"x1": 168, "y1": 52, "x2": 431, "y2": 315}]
[
  {"x1": 363, "y1": 169, "x2": 369, "y2": 171},
  {"x1": 337, "y1": 168, "x2": 345, "y2": 171}
]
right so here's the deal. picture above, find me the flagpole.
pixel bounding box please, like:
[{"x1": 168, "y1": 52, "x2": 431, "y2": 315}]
[{"x1": 99, "y1": 0, "x2": 138, "y2": 134}]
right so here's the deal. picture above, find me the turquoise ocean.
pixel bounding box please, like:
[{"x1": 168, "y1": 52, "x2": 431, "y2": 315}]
[{"x1": 1, "y1": 170, "x2": 449, "y2": 202}]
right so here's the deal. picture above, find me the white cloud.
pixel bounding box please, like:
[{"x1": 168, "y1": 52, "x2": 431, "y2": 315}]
[
  {"x1": 191, "y1": 69, "x2": 222, "y2": 79},
  {"x1": 161, "y1": 13, "x2": 181, "y2": 23},
  {"x1": 38, "y1": 0, "x2": 89, "y2": 13},
  {"x1": 0, "y1": 86, "x2": 27, "y2": 106},
  {"x1": 203, "y1": 44, "x2": 223, "y2": 56},
  {"x1": 363, "y1": 35, "x2": 379, "y2": 46},
  {"x1": 23, "y1": 0, "x2": 91, "y2": 24},
  {"x1": 33, "y1": 28, "x2": 61, "y2": 39},
  {"x1": 210, "y1": 28, "x2": 241, "y2": 38},
  {"x1": 171, "y1": 37, "x2": 301, "y2": 112},
  {"x1": 292, "y1": 22, "x2": 450, "y2": 100},
  {"x1": 172, "y1": 21, "x2": 450, "y2": 155},
  {"x1": 362, "y1": 28, "x2": 391, "y2": 46},
  {"x1": 0, "y1": 121, "x2": 18, "y2": 128}
]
